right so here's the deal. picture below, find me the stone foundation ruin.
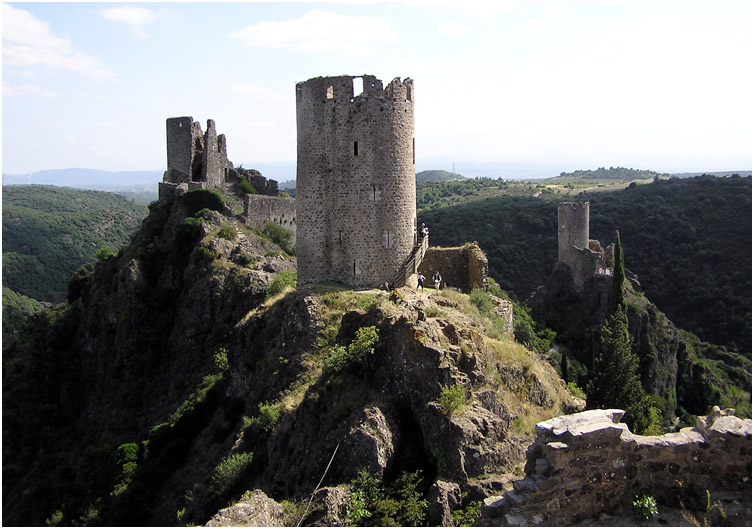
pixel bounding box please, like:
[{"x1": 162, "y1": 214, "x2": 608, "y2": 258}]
[
  {"x1": 481, "y1": 407, "x2": 752, "y2": 526},
  {"x1": 418, "y1": 243, "x2": 488, "y2": 292}
]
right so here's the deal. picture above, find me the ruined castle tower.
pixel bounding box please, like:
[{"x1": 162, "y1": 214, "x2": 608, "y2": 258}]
[
  {"x1": 558, "y1": 202, "x2": 613, "y2": 291},
  {"x1": 295, "y1": 75, "x2": 416, "y2": 287},
  {"x1": 163, "y1": 117, "x2": 231, "y2": 188}
]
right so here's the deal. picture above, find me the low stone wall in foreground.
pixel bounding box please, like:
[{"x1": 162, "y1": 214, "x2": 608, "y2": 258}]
[{"x1": 482, "y1": 407, "x2": 752, "y2": 526}]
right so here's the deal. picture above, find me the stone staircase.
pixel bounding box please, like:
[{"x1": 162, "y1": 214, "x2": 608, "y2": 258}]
[{"x1": 391, "y1": 235, "x2": 428, "y2": 288}]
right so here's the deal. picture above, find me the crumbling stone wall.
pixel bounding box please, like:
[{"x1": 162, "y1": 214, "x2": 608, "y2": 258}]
[
  {"x1": 243, "y1": 195, "x2": 296, "y2": 246},
  {"x1": 418, "y1": 243, "x2": 488, "y2": 292},
  {"x1": 481, "y1": 408, "x2": 752, "y2": 526},
  {"x1": 557, "y1": 202, "x2": 614, "y2": 291},
  {"x1": 295, "y1": 75, "x2": 416, "y2": 288}
]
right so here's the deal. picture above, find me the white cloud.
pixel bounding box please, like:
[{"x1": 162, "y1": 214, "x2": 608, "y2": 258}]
[
  {"x1": 101, "y1": 5, "x2": 159, "y2": 38},
  {"x1": 437, "y1": 22, "x2": 469, "y2": 36},
  {"x1": 229, "y1": 9, "x2": 398, "y2": 56},
  {"x1": 3, "y1": 81, "x2": 58, "y2": 98},
  {"x1": 2, "y1": 4, "x2": 117, "y2": 80}
]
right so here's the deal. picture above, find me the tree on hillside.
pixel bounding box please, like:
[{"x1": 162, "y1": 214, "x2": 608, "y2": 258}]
[{"x1": 587, "y1": 231, "x2": 661, "y2": 434}]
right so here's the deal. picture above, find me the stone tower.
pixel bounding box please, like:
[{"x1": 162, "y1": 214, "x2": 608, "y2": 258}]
[
  {"x1": 558, "y1": 201, "x2": 590, "y2": 266},
  {"x1": 295, "y1": 75, "x2": 416, "y2": 287},
  {"x1": 557, "y1": 201, "x2": 613, "y2": 291},
  {"x1": 164, "y1": 116, "x2": 231, "y2": 188}
]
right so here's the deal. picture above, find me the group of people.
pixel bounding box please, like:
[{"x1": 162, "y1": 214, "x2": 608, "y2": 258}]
[{"x1": 416, "y1": 270, "x2": 442, "y2": 292}]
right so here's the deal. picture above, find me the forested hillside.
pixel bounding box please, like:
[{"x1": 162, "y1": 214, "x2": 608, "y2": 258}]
[
  {"x1": 418, "y1": 175, "x2": 751, "y2": 354},
  {"x1": 2, "y1": 287, "x2": 43, "y2": 338},
  {"x1": 585, "y1": 175, "x2": 751, "y2": 353},
  {"x1": 551, "y1": 166, "x2": 669, "y2": 182},
  {"x1": 415, "y1": 169, "x2": 466, "y2": 182},
  {"x1": 2, "y1": 185, "x2": 147, "y2": 302}
]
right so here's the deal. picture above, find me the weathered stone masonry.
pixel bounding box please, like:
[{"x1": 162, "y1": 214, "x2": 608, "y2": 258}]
[
  {"x1": 243, "y1": 195, "x2": 296, "y2": 246},
  {"x1": 295, "y1": 75, "x2": 416, "y2": 288},
  {"x1": 482, "y1": 408, "x2": 752, "y2": 526},
  {"x1": 163, "y1": 117, "x2": 232, "y2": 188}
]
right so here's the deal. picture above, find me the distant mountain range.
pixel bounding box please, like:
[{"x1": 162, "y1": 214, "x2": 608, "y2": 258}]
[{"x1": 4, "y1": 165, "x2": 750, "y2": 193}]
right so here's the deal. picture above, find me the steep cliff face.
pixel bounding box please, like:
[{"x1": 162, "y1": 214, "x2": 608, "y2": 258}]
[{"x1": 2, "y1": 192, "x2": 578, "y2": 527}]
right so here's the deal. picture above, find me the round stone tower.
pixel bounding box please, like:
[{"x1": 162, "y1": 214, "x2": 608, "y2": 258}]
[{"x1": 295, "y1": 75, "x2": 416, "y2": 287}]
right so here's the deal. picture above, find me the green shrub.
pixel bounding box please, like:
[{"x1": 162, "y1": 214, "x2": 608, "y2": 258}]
[
  {"x1": 266, "y1": 269, "x2": 297, "y2": 298},
  {"x1": 346, "y1": 468, "x2": 427, "y2": 526},
  {"x1": 469, "y1": 288, "x2": 495, "y2": 316},
  {"x1": 452, "y1": 500, "x2": 481, "y2": 526},
  {"x1": 279, "y1": 192, "x2": 291, "y2": 198},
  {"x1": 214, "y1": 348, "x2": 229, "y2": 371},
  {"x1": 212, "y1": 452, "x2": 254, "y2": 493},
  {"x1": 632, "y1": 493, "x2": 658, "y2": 520},
  {"x1": 193, "y1": 207, "x2": 213, "y2": 219},
  {"x1": 194, "y1": 246, "x2": 219, "y2": 262},
  {"x1": 243, "y1": 401, "x2": 281, "y2": 435},
  {"x1": 239, "y1": 174, "x2": 257, "y2": 195},
  {"x1": 178, "y1": 216, "x2": 203, "y2": 241},
  {"x1": 322, "y1": 326, "x2": 379, "y2": 375},
  {"x1": 170, "y1": 373, "x2": 223, "y2": 425},
  {"x1": 263, "y1": 221, "x2": 294, "y2": 255},
  {"x1": 218, "y1": 224, "x2": 237, "y2": 241},
  {"x1": 183, "y1": 189, "x2": 224, "y2": 216},
  {"x1": 237, "y1": 253, "x2": 255, "y2": 266},
  {"x1": 96, "y1": 246, "x2": 115, "y2": 261},
  {"x1": 567, "y1": 382, "x2": 586, "y2": 400},
  {"x1": 438, "y1": 383, "x2": 470, "y2": 417}
]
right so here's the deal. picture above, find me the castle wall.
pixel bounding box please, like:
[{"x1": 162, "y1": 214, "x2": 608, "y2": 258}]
[
  {"x1": 418, "y1": 243, "x2": 488, "y2": 292},
  {"x1": 482, "y1": 408, "x2": 752, "y2": 526},
  {"x1": 243, "y1": 195, "x2": 296, "y2": 246},
  {"x1": 295, "y1": 75, "x2": 416, "y2": 287}
]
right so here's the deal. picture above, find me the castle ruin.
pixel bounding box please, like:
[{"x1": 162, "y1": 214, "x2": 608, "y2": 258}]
[
  {"x1": 163, "y1": 117, "x2": 232, "y2": 188},
  {"x1": 295, "y1": 75, "x2": 417, "y2": 288},
  {"x1": 159, "y1": 117, "x2": 296, "y2": 239},
  {"x1": 557, "y1": 202, "x2": 613, "y2": 291}
]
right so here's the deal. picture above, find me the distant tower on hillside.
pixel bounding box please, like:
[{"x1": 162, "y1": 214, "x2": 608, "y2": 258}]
[
  {"x1": 557, "y1": 202, "x2": 614, "y2": 291},
  {"x1": 295, "y1": 74, "x2": 417, "y2": 287}
]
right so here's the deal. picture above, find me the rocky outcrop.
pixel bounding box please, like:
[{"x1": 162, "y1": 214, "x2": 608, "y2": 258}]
[
  {"x1": 205, "y1": 489, "x2": 284, "y2": 526},
  {"x1": 479, "y1": 407, "x2": 752, "y2": 526}
]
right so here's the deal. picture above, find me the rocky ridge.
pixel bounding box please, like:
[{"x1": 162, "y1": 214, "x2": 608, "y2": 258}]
[{"x1": 2, "y1": 189, "x2": 579, "y2": 526}]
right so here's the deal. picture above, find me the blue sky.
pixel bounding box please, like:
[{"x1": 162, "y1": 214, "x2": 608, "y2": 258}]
[{"x1": 2, "y1": 1, "x2": 752, "y2": 177}]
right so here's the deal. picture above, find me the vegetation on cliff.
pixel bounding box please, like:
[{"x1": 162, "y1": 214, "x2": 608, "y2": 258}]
[
  {"x1": 2, "y1": 185, "x2": 146, "y2": 302},
  {"x1": 2, "y1": 187, "x2": 579, "y2": 527},
  {"x1": 586, "y1": 232, "x2": 661, "y2": 434}
]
